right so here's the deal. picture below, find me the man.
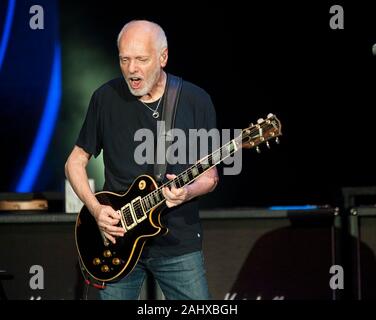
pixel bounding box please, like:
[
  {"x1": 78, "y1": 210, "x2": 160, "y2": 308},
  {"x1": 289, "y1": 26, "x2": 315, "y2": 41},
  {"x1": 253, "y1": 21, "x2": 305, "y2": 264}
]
[{"x1": 65, "y1": 20, "x2": 218, "y2": 300}]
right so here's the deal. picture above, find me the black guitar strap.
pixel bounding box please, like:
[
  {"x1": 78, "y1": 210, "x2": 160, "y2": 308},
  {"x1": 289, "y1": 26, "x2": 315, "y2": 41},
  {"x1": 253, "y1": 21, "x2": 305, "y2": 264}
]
[{"x1": 154, "y1": 74, "x2": 183, "y2": 183}]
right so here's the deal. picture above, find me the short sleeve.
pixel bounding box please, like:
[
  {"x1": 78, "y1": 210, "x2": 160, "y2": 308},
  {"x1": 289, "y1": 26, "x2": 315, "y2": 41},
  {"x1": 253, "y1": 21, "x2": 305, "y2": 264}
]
[{"x1": 76, "y1": 91, "x2": 103, "y2": 158}]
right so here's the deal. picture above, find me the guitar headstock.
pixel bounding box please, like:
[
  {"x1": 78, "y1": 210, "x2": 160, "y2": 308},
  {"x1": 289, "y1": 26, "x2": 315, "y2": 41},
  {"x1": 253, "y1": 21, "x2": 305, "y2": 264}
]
[{"x1": 241, "y1": 114, "x2": 282, "y2": 151}]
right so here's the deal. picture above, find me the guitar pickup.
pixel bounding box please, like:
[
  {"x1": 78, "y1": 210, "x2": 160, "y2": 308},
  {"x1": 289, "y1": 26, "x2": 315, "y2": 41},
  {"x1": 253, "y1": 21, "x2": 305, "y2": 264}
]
[
  {"x1": 131, "y1": 197, "x2": 147, "y2": 223},
  {"x1": 120, "y1": 204, "x2": 137, "y2": 230}
]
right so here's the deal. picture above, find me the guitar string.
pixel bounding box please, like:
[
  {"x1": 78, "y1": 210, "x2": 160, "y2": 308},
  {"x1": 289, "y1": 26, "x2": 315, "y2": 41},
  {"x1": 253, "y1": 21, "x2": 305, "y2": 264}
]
[
  {"x1": 140, "y1": 138, "x2": 238, "y2": 212},
  {"x1": 143, "y1": 120, "x2": 277, "y2": 209},
  {"x1": 120, "y1": 140, "x2": 233, "y2": 223},
  {"x1": 121, "y1": 122, "x2": 279, "y2": 227},
  {"x1": 122, "y1": 120, "x2": 279, "y2": 221}
]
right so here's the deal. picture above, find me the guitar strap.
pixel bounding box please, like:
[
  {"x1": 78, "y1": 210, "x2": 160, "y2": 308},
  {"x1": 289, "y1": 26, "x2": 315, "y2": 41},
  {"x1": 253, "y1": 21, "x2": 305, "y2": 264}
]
[{"x1": 154, "y1": 74, "x2": 183, "y2": 183}]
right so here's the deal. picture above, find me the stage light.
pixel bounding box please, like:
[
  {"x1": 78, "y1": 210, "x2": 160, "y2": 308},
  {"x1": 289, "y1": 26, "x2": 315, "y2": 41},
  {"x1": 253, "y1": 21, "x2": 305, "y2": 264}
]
[
  {"x1": 0, "y1": 0, "x2": 16, "y2": 71},
  {"x1": 16, "y1": 44, "x2": 62, "y2": 192}
]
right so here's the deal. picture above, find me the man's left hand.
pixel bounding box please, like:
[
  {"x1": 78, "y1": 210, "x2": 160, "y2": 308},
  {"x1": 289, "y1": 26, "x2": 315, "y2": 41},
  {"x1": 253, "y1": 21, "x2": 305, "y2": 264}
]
[{"x1": 162, "y1": 174, "x2": 191, "y2": 208}]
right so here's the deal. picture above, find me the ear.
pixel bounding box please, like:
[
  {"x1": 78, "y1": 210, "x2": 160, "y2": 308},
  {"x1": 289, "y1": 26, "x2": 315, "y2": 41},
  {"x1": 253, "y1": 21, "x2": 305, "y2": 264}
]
[{"x1": 160, "y1": 48, "x2": 168, "y2": 67}]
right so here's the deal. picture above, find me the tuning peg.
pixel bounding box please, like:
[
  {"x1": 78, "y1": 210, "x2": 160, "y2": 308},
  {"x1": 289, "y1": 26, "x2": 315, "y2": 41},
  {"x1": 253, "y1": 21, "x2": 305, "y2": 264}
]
[
  {"x1": 257, "y1": 118, "x2": 264, "y2": 124},
  {"x1": 256, "y1": 146, "x2": 261, "y2": 153},
  {"x1": 266, "y1": 141, "x2": 270, "y2": 149},
  {"x1": 267, "y1": 113, "x2": 274, "y2": 118},
  {"x1": 249, "y1": 123, "x2": 254, "y2": 127},
  {"x1": 275, "y1": 137, "x2": 280, "y2": 144}
]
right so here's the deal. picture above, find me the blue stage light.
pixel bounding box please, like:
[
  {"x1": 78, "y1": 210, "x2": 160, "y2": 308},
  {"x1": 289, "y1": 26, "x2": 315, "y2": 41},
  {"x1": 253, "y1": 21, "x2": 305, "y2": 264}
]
[
  {"x1": 269, "y1": 205, "x2": 318, "y2": 211},
  {"x1": 0, "y1": 0, "x2": 16, "y2": 72},
  {"x1": 16, "y1": 44, "x2": 62, "y2": 192}
]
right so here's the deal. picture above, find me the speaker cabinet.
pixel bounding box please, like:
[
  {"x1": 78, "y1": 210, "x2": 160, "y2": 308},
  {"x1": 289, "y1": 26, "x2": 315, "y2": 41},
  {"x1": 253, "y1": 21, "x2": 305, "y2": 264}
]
[
  {"x1": 201, "y1": 208, "x2": 342, "y2": 300},
  {"x1": 0, "y1": 208, "x2": 342, "y2": 300},
  {"x1": 0, "y1": 219, "x2": 81, "y2": 299},
  {"x1": 349, "y1": 207, "x2": 376, "y2": 300}
]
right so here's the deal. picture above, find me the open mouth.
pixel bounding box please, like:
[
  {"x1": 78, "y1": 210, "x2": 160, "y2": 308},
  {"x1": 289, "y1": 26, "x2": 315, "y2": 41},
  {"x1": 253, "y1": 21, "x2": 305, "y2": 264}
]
[{"x1": 129, "y1": 77, "x2": 143, "y2": 89}]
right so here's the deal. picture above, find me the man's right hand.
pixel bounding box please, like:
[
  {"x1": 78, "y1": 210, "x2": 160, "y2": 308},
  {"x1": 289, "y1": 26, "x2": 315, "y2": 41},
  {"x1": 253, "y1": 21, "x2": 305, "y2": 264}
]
[{"x1": 92, "y1": 204, "x2": 125, "y2": 244}]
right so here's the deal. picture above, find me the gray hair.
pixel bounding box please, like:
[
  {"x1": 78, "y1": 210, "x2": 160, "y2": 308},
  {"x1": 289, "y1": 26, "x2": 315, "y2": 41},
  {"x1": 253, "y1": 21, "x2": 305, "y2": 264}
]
[{"x1": 117, "y1": 20, "x2": 168, "y2": 53}]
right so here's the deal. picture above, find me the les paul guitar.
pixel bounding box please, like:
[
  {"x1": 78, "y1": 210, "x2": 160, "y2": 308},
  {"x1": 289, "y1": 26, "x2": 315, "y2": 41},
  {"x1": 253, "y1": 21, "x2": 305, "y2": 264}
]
[{"x1": 75, "y1": 114, "x2": 282, "y2": 284}]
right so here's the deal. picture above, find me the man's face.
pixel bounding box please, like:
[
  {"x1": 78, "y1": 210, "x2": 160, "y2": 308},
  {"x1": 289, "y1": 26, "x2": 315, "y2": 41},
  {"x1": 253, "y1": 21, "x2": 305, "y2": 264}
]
[{"x1": 118, "y1": 30, "x2": 166, "y2": 97}]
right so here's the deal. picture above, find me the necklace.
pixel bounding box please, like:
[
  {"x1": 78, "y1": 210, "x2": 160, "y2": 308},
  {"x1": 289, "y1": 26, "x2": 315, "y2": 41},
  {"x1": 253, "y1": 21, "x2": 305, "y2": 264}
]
[{"x1": 139, "y1": 97, "x2": 162, "y2": 119}]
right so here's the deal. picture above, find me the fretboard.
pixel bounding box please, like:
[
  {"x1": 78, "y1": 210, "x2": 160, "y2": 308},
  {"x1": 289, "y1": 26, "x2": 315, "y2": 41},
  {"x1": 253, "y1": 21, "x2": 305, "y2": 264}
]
[{"x1": 140, "y1": 137, "x2": 240, "y2": 211}]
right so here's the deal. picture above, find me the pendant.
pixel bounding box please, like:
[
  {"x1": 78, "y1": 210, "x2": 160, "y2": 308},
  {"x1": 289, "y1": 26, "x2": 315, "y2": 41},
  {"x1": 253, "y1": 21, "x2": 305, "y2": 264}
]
[{"x1": 152, "y1": 111, "x2": 159, "y2": 118}]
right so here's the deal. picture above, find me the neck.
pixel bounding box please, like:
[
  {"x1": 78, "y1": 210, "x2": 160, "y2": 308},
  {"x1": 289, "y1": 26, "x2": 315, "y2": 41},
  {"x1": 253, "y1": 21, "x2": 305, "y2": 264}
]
[
  {"x1": 141, "y1": 136, "x2": 241, "y2": 212},
  {"x1": 140, "y1": 71, "x2": 166, "y2": 103}
]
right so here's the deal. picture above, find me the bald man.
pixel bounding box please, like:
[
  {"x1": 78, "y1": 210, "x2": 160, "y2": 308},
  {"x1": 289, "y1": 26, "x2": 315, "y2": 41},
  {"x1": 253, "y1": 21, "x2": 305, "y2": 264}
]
[{"x1": 65, "y1": 20, "x2": 218, "y2": 300}]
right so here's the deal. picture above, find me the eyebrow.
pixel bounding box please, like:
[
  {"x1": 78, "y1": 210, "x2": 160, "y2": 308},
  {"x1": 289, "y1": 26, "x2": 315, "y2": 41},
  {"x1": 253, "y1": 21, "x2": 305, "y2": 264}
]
[
  {"x1": 119, "y1": 55, "x2": 149, "y2": 59},
  {"x1": 119, "y1": 54, "x2": 150, "y2": 59}
]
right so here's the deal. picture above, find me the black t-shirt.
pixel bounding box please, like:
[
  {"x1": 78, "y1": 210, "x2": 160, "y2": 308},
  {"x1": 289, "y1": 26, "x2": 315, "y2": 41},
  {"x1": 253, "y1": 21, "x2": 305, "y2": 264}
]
[{"x1": 76, "y1": 75, "x2": 217, "y2": 257}]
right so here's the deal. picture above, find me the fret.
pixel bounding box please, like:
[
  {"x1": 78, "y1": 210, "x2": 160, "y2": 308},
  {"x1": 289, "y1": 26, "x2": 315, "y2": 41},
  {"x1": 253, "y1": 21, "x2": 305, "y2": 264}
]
[
  {"x1": 148, "y1": 194, "x2": 155, "y2": 207},
  {"x1": 191, "y1": 166, "x2": 199, "y2": 177},
  {"x1": 177, "y1": 175, "x2": 184, "y2": 188},
  {"x1": 182, "y1": 172, "x2": 189, "y2": 183},
  {"x1": 201, "y1": 162, "x2": 210, "y2": 170},
  {"x1": 173, "y1": 178, "x2": 181, "y2": 189},
  {"x1": 196, "y1": 162, "x2": 204, "y2": 175},
  {"x1": 207, "y1": 155, "x2": 214, "y2": 167},
  {"x1": 154, "y1": 190, "x2": 161, "y2": 202},
  {"x1": 230, "y1": 140, "x2": 236, "y2": 153},
  {"x1": 144, "y1": 197, "x2": 150, "y2": 210},
  {"x1": 224, "y1": 141, "x2": 235, "y2": 157},
  {"x1": 221, "y1": 146, "x2": 229, "y2": 158},
  {"x1": 212, "y1": 151, "x2": 221, "y2": 164},
  {"x1": 187, "y1": 169, "x2": 194, "y2": 181},
  {"x1": 140, "y1": 191, "x2": 162, "y2": 214}
]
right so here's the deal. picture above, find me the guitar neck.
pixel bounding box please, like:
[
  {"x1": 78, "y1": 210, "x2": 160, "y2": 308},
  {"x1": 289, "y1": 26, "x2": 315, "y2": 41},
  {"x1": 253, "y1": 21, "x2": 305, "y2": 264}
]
[
  {"x1": 140, "y1": 114, "x2": 282, "y2": 212},
  {"x1": 141, "y1": 137, "x2": 240, "y2": 211}
]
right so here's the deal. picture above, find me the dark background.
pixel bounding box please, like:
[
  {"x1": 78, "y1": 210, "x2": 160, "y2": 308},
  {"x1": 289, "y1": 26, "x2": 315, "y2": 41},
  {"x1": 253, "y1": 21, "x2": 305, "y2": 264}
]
[{"x1": 1, "y1": 1, "x2": 376, "y2": 208}]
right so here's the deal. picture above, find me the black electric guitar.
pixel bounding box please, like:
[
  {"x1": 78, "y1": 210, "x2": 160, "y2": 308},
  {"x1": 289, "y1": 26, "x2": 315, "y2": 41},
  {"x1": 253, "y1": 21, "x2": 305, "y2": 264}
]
[{"x1": 75, "y1": 114, "x2": 282, "y2": 284}]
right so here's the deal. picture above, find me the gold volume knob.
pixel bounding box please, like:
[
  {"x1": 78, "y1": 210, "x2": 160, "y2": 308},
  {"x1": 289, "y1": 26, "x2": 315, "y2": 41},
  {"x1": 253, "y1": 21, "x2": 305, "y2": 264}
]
[
  {"x1": 139, "y1": 180, "x2": 146, "y2": 190},
  {"x1": 101, "y1": 265, "x2": 110, "y2": 273},
  {"x1": 93, "y1": 258, "x2": 101, "y2": 265},
  {"x1": 103, "y1": 250, "x2": 112, "y2": 258},
  {"x1": 112, "y1": 258, "x2": 121, "y2": 265}
]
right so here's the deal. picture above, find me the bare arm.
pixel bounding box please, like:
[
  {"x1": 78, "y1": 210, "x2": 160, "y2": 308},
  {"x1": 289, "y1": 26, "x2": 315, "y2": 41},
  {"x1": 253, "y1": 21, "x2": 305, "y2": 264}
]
[
  {"x1": 65, "y1": 146, "x2": 99, "y2": 214},
  {"x1": 65, "y1": 146, "x2": 124, "y2": 243},
  {"x1": 162, "y1": 167, "x2": 219, "y2": 208}
]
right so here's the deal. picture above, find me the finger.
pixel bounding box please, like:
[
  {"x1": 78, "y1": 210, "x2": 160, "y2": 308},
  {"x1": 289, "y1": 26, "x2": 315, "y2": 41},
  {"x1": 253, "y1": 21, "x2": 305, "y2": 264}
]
[
  {"x1": 163, "y1": 187, "x2": 176, "y2": 200},
  {"x1": 167, "y1": 186, "x2": 186, "y2": 200},
  {"x1": 102, "y1": 213, "x2": 120, "y2": 225},
  {"x1": 107, "y1": 209, "x2": 121, "y2": 220},
  {"x1": 103, "y1": 231, "x2": 116, "y2": 244},
  {"x1": 166, "y1": 174, "x2": 177, "y2": 180},
  {"x1": 106, "y1": 224, "x2": 126, "y2": 234},
  {"x1": 171, "y1": 187, "x2": 185, "y2": 196},
  {"x1": 165, "y1": 201, "x2": 174, "y2": 208},
  {"x1": 108, "y1": 217, "x2": 121, "y2": 226},
  {"x1": 108, "y1": 230, "x2": 125, "y2": 237},
  {"x1": 102, "y1": 225, "x2": 125, "y2": 238}
]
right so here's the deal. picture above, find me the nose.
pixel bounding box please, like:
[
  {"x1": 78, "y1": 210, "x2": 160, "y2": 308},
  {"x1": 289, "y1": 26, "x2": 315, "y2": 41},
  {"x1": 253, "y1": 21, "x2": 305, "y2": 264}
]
[{"x1": 128, "y1": 60, "x2": 138, "y2": 74}]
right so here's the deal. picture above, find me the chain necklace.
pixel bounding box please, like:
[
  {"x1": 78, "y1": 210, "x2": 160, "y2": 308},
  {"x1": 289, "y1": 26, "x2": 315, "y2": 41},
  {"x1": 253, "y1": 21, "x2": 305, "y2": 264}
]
[{"x1": 139, "y1": 97, "x2": 162, "y2": 119}]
